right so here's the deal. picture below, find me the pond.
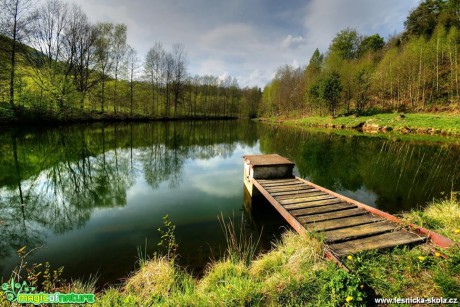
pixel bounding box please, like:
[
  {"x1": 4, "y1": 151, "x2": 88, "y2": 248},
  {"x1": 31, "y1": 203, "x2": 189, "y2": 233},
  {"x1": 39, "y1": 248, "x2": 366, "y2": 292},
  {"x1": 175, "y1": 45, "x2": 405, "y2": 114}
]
[{"x1": 1, "y1": 120, "x2": 459, "y2": 287}]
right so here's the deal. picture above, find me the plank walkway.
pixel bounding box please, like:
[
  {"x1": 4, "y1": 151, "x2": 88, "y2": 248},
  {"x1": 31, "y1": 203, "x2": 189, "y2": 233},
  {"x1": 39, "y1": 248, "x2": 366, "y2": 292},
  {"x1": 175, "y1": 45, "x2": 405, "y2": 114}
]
[{"x1": 252, "y1": 177, "x2": 428, "y2": 257}]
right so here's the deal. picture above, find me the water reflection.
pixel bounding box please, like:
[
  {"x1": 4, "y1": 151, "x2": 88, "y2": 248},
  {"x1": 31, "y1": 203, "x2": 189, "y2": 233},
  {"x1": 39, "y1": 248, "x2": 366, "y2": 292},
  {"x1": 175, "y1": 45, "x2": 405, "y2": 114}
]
[
  {"x1": 258, "y1": 125, "x2": 460, "y2": 213},
  {"x1": 0, "y1": 121, "x2": 459, "y2": 286},
  {"x1": 0, "y1": 121, "x2": 259, "y2": 283}
]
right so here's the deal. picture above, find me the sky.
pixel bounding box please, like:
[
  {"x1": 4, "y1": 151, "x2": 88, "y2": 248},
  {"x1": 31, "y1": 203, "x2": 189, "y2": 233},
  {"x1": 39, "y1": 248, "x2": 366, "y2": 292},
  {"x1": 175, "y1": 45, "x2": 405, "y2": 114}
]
[{"x1": 61, "y1": 0, "x2": 420, "y2": 88}]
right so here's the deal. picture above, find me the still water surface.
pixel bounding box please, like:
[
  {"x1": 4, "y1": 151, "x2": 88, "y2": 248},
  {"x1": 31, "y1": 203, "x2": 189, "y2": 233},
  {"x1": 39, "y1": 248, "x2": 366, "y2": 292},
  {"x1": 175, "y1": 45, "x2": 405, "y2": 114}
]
[{"x1": 1, "y1": 120, "x2": 459, "y2": 286}]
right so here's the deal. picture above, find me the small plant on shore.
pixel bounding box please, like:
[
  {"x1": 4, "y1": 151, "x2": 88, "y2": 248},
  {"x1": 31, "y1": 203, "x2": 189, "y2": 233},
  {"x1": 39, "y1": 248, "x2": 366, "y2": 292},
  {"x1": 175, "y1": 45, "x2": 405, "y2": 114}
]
[
  {"x1": 1, "y1": 246, "x2": 65, "y2": 304},
  {"x1": 156, "y1": 214, "x2": 178, "y2": 260},
  {"x1": 136, "y1": 215, "x2": 178, "y2": 268},
  {"x1": 320, "y1": 254, "x2": 368, "y2": 306}
]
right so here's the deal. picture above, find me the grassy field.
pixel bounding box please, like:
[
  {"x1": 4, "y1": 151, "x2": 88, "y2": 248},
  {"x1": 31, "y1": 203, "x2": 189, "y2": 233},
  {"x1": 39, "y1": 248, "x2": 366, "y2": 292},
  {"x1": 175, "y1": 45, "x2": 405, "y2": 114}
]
[
  {"x1": 2, "y1": 198, "x2": 459, "y2": 306},
  {"x1": 263, "y1": 113, "x2": 460, "y2": 136}
]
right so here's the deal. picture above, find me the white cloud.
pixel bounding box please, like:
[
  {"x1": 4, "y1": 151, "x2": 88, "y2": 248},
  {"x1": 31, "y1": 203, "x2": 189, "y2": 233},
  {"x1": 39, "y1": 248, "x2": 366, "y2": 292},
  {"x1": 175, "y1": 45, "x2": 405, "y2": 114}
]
[{"x1": 282, "y1": 35, "x2": 306, "y2": 49}]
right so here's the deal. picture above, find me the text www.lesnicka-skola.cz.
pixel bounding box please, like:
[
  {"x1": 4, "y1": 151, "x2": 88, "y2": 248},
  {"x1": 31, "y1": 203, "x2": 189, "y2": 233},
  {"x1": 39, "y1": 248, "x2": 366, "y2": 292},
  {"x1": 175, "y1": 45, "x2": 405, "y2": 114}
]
[{"x1": 374, "y1": 297, "x2": 458, "y2": 304}]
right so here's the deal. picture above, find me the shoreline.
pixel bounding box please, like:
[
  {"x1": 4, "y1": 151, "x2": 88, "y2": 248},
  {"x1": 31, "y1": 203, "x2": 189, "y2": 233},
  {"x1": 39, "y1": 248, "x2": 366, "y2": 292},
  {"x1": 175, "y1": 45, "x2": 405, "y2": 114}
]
[{"x1": 257, "y1": 112, "x2": 460, "y2": 137}]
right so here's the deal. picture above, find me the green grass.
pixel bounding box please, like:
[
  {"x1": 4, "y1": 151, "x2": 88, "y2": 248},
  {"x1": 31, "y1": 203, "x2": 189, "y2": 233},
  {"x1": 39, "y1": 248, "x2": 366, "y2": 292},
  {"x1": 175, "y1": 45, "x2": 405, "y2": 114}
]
[{"x1": 263, "y1": 112, "x2": 460, "y2": 136}]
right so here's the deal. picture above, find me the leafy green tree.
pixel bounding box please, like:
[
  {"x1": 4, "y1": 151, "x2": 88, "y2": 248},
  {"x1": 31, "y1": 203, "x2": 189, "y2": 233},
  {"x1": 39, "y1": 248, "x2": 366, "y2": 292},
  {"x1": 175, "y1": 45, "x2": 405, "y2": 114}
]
[
  {"x1": 304, "y1": 49, "x2": 324, "y2": 114},
  {"x1": 404, "y1": 0, "x2": 443, "y2": 38},
  {"x1": 329, "y1": 28, "x2": 362, "y2": 60},
  {"x1": 358, "y1": 34, "x2": 385, "y2": 58},
  {"x1": 320, "y1": 72, "x2": 342, "y2": 116}
]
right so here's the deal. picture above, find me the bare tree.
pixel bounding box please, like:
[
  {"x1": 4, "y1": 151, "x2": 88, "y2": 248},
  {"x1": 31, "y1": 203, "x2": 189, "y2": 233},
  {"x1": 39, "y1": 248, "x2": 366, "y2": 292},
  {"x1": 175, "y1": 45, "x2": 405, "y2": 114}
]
[
  {"x1": 111, "y1": 24, "x2": 127, "y2": 114},
  {"x1": 63, "y1": 4, "x2": 97, "y2": 110},
  {"x1": 94, "y1": 22, "x2": 114, "y2": 114},
  {"x1": 171, "y1": 43, "x2": 187, "y2": 117},
  {"x1": 0, "y1": 0, "x2": 35, "y2": 110},
  {"x1": 144, "y1": 42, "x2": 164, "y2": 116},
  {"x1": 29, "y1": 0, "x2": 70, "y2": 110},
  {"x1": 163, "y1": 52, "x2": 174, "y2": 117},
  {"x1": 125, "y1": 45, "x2": 139, "y2": 116}
]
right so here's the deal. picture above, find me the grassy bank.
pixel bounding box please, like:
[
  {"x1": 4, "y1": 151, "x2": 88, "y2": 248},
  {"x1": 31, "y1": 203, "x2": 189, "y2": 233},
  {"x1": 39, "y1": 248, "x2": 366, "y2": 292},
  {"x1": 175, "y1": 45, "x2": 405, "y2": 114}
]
[
  {"x1": 2, "y1": 199, "x2": 459, "y2": 306},
  {"x1": 261, "y1": 113, "x2": 460, "y2": 136},
  {"x1": 94, "y1": 198, "x2": 460, "y2": 306}
]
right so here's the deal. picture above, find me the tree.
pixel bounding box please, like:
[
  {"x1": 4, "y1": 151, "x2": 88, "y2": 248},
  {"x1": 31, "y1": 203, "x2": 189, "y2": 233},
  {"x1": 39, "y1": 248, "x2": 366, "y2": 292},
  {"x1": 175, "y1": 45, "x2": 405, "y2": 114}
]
[
  {"x1": 305, "y1": 49, "x2": 324, "y2": 114},
  {"x1": 0, "y1": 0, "x2": 35, "y2": 110},
  {"x1": 329, "y1": 28, "x2": 362, "y2": 60},
  {"x1": 404, "y1": 0, "x2": 443, "y2": 38},
  {"x1": 355, "y1": 66, "x2": 371, "y2": 113},
  {"x1": 163, "y1": 52, "x2": 174, "y2": 117},
  {"x1": 358, "y1": 34, "x2": 385, "y2": 58},
  {"x1": 30, "y1": 0, "x2": 71, "y2": 110},
  {"x1": 125, "y1": 45, "x2": 139, "y2": 116},
  {"x1": 320, "y1": 72, "x2": 342, "y2": 116},
  {"x1": 144, "y1": 42, "x2": 164, "y2": 116},
  {"x1": 111, "y1": 24, "x2": 127, "y2": 114},
  {"x1": 64, "y1": 4, "x2": 97, "y2": 110},
  {"x1": 171, "y1": 43, "x2": 187, "y2": 117},
  {"x1": 94, "y1": 22, "x2": 114, "y2": 113}
]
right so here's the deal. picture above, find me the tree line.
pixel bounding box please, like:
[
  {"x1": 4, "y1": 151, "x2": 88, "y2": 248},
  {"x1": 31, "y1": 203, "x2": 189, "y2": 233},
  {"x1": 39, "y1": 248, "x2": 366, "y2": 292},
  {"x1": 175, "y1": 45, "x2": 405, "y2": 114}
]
[
  {"x1": 260, "y1": 0, "x2": 460, "y2": 117},
  {"x1": 0, "y1": 0, "x2": 261, "y2": 120}
]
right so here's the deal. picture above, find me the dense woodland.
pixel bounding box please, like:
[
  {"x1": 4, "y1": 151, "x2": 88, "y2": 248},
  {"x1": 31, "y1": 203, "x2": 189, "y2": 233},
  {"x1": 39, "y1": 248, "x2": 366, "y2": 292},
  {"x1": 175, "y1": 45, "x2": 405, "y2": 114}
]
[
  {"x1": 2, "y1": 0, "x2": 460, "y2": 122},
  {"x1": 261, "y1": 0, "x2": 460, "y2": 117},
  {"x1": 0, "y1": 0, "x2": 261, "y2": 121}
]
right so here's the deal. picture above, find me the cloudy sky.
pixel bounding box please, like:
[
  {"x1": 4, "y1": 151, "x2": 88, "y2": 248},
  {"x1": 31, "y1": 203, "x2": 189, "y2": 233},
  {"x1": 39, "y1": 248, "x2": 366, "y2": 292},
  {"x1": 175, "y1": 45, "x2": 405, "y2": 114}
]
[{"x1": 62, "y1": 0, "x2": 420, "y2": 87}]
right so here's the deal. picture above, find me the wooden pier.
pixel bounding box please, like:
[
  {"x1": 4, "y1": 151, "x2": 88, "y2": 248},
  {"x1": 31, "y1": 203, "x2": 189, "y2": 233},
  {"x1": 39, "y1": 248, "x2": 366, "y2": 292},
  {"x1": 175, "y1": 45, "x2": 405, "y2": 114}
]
[{"x1": 243, "y1": 154, "x2": 454, "y2": 259}]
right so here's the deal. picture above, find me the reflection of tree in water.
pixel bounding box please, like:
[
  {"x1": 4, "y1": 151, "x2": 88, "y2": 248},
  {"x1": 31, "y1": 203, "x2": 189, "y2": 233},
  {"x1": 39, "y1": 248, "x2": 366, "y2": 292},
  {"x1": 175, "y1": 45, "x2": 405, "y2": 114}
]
[
  {"x1": 0, "y1": 120, "x2": 258, "y2": 269},
  {"x1": 258, "y1": 125, "x2": 460, "y2": 212}
]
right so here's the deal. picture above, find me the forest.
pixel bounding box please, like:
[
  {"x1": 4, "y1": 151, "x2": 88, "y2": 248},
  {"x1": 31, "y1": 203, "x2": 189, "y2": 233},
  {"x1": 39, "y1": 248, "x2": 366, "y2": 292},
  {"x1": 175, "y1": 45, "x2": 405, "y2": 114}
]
[
  {"x1": 2, "y1": 0, "x2": 460, "y2": 122},
  {"x1": 260, "y1": 0, "x2": 460, "y2": 117},
  {"x1": 0, "y1": 0, "x2": 261, "y2": 123}
]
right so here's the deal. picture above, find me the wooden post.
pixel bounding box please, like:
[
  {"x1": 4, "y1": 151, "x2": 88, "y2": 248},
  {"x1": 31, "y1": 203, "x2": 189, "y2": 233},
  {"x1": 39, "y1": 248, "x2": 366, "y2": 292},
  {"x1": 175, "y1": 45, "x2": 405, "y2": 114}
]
[{"x1": 243, "y1": 154, "x2": 295, "y2": 197}]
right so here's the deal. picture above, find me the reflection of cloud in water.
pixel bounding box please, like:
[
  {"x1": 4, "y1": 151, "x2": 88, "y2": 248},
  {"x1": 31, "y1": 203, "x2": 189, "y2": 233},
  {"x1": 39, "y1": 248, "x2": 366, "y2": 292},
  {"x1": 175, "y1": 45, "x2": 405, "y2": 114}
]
[
  {"x1": 191, "y1": 169, "x2": 241, "y2": 198},
  {"x1": 338, "y1": 186, "x2": 378, "y2": 208},
  {"x1": 189, "y1": 144, "x2": 250, "y2": 198}
]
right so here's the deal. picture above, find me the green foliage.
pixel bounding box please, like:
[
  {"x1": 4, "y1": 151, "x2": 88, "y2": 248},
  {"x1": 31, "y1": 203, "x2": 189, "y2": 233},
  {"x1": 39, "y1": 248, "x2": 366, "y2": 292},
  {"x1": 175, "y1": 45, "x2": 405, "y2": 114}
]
[
  {"x1": 156, "y1": 215, "x2": 178, "y2": 260},
  {"x1": 405, "y1": 0, "x2": 444, "y2": 37},
  {"x1": 321, "y1": 267, "x2": 366, "y2": 306},
  {"x1": 259, "y1": 0, "x2": 460, "y2": 118},
  {"x1": 319, "y1": 72, "x2": 342, "y2": 116},
  {"x1": 358, "y1": 34, "x2": 385, "y2": 57},
  {"x1": 329, "y1": 28, "x2": 362, "y2": 60}
]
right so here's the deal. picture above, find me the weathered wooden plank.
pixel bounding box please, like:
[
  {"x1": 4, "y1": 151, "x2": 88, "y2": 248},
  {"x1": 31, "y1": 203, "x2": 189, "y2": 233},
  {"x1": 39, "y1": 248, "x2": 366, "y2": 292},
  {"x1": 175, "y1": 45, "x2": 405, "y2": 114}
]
[
  {"x1": 297, "y1": 208, "x2": 367, "y2": 223},
  {"x1": 329, "y1": 231, "x2": 427, "y2": 256},
  {"x1": 305, "y1": 214, "x2": 383, "y2": 232},
  {"x1": 283, "y1": 199, "x2": 344, "y2": 210},
  {"x1": 280, "y1": 194, "x2": 336, "y2": 205},
  {"x1": 275, "y1": 190, "x2": 322, "y2": 200},
  {"x1": 257, "y1": 179, "x2": 298, "y2": 184},
  {"x1": 260, "y1": 181, "x2": 302, "y2": 188},
  {"x1": 270, "y1": 187, "x2": 315, "y2": 196},
  {"x1": 265, "y1": 185, "x2": 310, "y2": 192},
  {"x1": 323, "y1": 221, "x2": 397, "y2": 243},
  {"x1": 276, "y1": 191, "x2": 327, "y2": 201},
  {"x1": 290, "y1": 203, "x2": 357, "y2": 217}
]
